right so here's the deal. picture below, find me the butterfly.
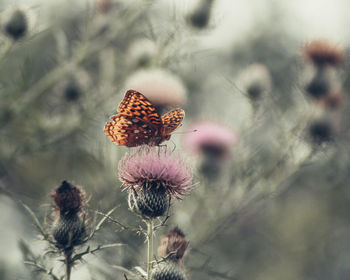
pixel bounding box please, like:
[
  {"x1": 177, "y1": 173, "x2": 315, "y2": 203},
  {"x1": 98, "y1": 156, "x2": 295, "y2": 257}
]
[{"x1": 104, "y1": 90, "x2": 185, "y2": 147}]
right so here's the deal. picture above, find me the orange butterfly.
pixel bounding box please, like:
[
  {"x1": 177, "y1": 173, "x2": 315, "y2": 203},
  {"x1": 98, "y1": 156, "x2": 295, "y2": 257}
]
[{"x1": 104, "y1": 90, "x2": 185, "y2": 147}]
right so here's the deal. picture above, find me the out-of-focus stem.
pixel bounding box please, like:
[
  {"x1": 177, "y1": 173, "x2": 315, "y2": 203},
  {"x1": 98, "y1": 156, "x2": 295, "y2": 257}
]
[{"x1": 146, "y1": 219, "x2": 154, "y2": 280}]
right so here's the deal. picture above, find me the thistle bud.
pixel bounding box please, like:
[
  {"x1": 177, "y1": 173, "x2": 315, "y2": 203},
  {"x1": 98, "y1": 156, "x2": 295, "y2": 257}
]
[
  {"x1": 51, "y1": 181, "x2": 86, "y2": 250},
  {"x1": 152, "y1": 227, "x2": 189, "y2": 280},
  {"x1": 188, "y1": 0, "x2": 215, "y2": 29},
  {"x1": 2, "y1": 6, "x2": 32, "y2": 40},
  {"x1": 305, "y1": 67, "x2": 332, "y2": 99},
  {"x1": 303, "y1": 40, "x2": 345, "y2": 68},
  {"x1": 128, "y1": 183, "x2": 169, "y2": 219},
  {"x1": 151, "y1": 261, "x2": 187, "y2": 280},
  {"x1": 309, "y1": 119, "x2": 335, "y2": 145}
]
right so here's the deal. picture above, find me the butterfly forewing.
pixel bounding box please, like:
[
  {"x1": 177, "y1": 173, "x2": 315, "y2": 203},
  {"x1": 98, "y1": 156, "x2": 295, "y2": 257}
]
[
  {"x1": 161, "y1": 109, "x2": 185, "y2": 135},
  {"x1": 118, "y1": 90, "x2": 162, "y2": 128}
]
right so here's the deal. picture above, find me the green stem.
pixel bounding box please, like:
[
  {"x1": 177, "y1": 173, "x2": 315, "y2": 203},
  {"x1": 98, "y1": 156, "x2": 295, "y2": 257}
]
[
  {"x1": 0, "y1": 40, "x2": 13, "y2": 62},
  {"x1": 146, "y1": 219, "x2": 154, "y2": 280},
  {"x1": 65, "y1": 250, "x2": 73, "y2": 280}
]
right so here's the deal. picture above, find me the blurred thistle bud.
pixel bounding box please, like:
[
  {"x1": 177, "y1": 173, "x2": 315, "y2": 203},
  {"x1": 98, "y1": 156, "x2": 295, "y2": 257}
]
[
  {"x1": 187, "y1": 0, "x2": 215, "y2": 29},
  {"x1": 119, "y1": 146, "x2": 193, "y2": 219},
  {"x1": 183, "y1": 121, "x2": 238, "y2": 180},
  {"x1": 51, "y1": 181, "x2": 87, "y2": 251},
  {"x1": 305, "y1": 66, "x2": 332, "y2": 99},
  {"x1": 126, "y1": 38, "x2": 158, "y2": 69},
  {"x1": 125, "y1": 69, "x2": 187, "y2": 113},
  {"x1": 63, "y1": 78, "x2": 82, "y2": 102},
  {"x1": 2, "y1": 6, "x2": 34, "y2": 41},
  {"x1": 55, "y1": 70, "x2": 90, "y2": 103},
  {"x1": 303, "y1": 40, "x2": 345, "y2": 68},
  {"x1": 152, "y1": 227, "x2": 188, "y2": 280},
  {"x1": 97, "y1": 0, "x2": 112, "y2": 14},
  {"x1": 309, "y1": 119, "x2": 335, "y2": 145},
  {"x1": 237, "y1": 63, "x2": 272, "y2": 101},
  {"x1": 318, "y1": 90, "x2": 345, "y2": 110}
]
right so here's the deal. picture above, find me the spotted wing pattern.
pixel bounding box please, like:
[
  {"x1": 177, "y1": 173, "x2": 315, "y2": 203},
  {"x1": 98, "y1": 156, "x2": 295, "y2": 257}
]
[
  {"x1": 105, "y1": 90, "x2": 185, "y2": 147},
  {"x1": 104, "y1": 115, "x2": 156, "y2": 147},
  {"x1": 161, "y1": 109, "x2": 185, "y2": 136},
  {"x1": 118, "y1": 90, "x2": 162, "y2": 128}
]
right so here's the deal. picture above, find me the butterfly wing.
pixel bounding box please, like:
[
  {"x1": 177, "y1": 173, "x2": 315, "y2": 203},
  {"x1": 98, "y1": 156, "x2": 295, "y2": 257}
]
[
  {"x1": 161, "y1": 109, "x2": 185, "y2": 135},
  {"x1": 118, "y1": 90, "x2": 162, "y2": 128},
  {"x1": 104, "y1": 115, "x2": 157, "y2": 147}
]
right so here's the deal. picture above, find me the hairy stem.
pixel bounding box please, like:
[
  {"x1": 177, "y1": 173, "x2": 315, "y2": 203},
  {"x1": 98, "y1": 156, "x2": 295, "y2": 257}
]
[{"x1": 146, "y1": 219, "x2": 154, "y2": 280}]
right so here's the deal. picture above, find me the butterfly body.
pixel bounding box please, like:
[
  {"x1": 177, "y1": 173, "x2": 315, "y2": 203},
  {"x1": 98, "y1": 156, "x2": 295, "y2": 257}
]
[{"x1": 105, "y1": 90, "x2": 185, "y2": 147}]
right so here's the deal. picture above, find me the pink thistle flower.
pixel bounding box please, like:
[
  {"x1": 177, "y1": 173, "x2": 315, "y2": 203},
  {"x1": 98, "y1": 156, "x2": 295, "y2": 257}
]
[
  {"x1": 183, "y1": 121, "x2": 239, "y2": 159},
  {"x1": 118, "y1": 146, "x2": 193, "y2": 200}
]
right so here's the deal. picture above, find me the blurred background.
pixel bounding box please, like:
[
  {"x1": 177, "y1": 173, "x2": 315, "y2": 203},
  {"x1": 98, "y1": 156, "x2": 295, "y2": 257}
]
[{"x1": 1, "y1": 0, "x2": 350, "y2": 279}]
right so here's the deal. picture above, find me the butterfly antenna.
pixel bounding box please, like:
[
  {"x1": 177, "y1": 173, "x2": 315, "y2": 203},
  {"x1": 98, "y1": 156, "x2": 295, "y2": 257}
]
[{"x1": 172, "y1": 129, "x2": 198, "y2": 135}]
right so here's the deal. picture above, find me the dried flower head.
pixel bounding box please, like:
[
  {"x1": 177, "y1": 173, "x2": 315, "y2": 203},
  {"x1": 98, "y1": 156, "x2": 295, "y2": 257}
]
[
  {"x1": 187, "y1": 0, "x2": 215, "y2": 29},
  {"x1": 183, "y1": 121, "x2": 239, "y2": 159},
  {"x1": 158, "y1": 227, "x2": 189, "y2": 262},
  {"x1": 51, "y1": 181, "x2": 86, "y2": 250},
  {"x1": 303, "y1": 40, "x2": 345, "y2": 67},
  {"x1": 127, "y1": 38, "x2": 158, "y2": 68},
  {"x1": 2, "y1": 5, "x2": 34, "y2": 40},
  {"x1": 97, "y1": 0, "x2": 112, "y2": 14},
  {"x1": 237, "y1": 63, "x2": 272, "y2": 101},
  {"x1": 309, "y1": 119, "x2": 335, "y2": 144},
  {"x1": 119, "y1": 146, "x2": 193, "y2": 199},
  {"x1": 125, "y1": 69, "x2": 187, "y2": 109},
  {"x1": 51, "y1": 181, "x2": 85, "y2": 215}
]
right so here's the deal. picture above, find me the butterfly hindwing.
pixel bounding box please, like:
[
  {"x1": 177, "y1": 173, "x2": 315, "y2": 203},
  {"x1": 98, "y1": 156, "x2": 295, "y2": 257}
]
[
  {"x1": 161, "y1": 109, "x2": 185, "y2": 135},
  {"x1": 104, "y1": 115, "x2": 157, "y2": 147},
  {"x1": 118, "y1": 90, "x2": 162, "y2": 128}
]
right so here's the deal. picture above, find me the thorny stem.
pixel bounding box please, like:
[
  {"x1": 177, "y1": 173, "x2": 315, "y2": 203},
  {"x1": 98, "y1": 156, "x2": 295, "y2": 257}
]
[
  {"x1": 146, "y1": 219, "x2": 154, "y2": 280},
  {"x1": 65, "y1": 249, "x2": 73, "y2": 280}
]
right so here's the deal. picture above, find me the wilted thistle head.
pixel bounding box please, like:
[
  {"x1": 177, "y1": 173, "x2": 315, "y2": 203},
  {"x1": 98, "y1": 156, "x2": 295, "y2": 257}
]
[
  {"x1": 158, "y1": 227, "x2": 189, "y2": 264},
  {"x1": 96, "y1": 0, "x2": 112, "y2": 14},
  {"x1": 303, "y1": 40, "x2": 345, "y2": 68},
  {"x1": 125, "y1": 69, "x2": 187, "y2": 112},
  {"x1": 2, "y1": 6, "x2": 33, "y2": 40},
  {"x1": 51, "y1": 181, "x2": 86, "y2": 250},
  {"x1": 187, "y1": 0, "x2": 215, "y2": 29},
  {"x1": 152, "y1": 227, "x2": 189, "y2": 280},
  {"x1": 119, "y1": 146, "x2": 193, "y2": 219}
]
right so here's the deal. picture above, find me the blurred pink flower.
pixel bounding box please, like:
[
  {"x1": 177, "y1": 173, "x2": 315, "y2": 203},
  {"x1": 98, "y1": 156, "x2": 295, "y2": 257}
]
[
  {"x1": 183, "y1": 121, "x2": 239, "y2": 159},
  {"x1": 118, "y1": 146, "x2": 193, "y2": 199}
]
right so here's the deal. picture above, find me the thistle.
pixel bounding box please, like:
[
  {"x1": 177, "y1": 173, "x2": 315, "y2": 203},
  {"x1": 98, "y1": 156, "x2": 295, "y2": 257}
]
[
  {"x1": 51, "y1": 181, "x2": 86, "y2": 251},
  {"x1": 2, "y1": 6, "x2": 33, "y2": 41},
  {"x1": 152, "y1": 227, "x2": 189, "y2": 280},
  {"x1": 183, "y1": 121, "x2": 238, "y2": 180},
  {"x1": 119, "y1": 146, "x2": 193, "y2": 219}
]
